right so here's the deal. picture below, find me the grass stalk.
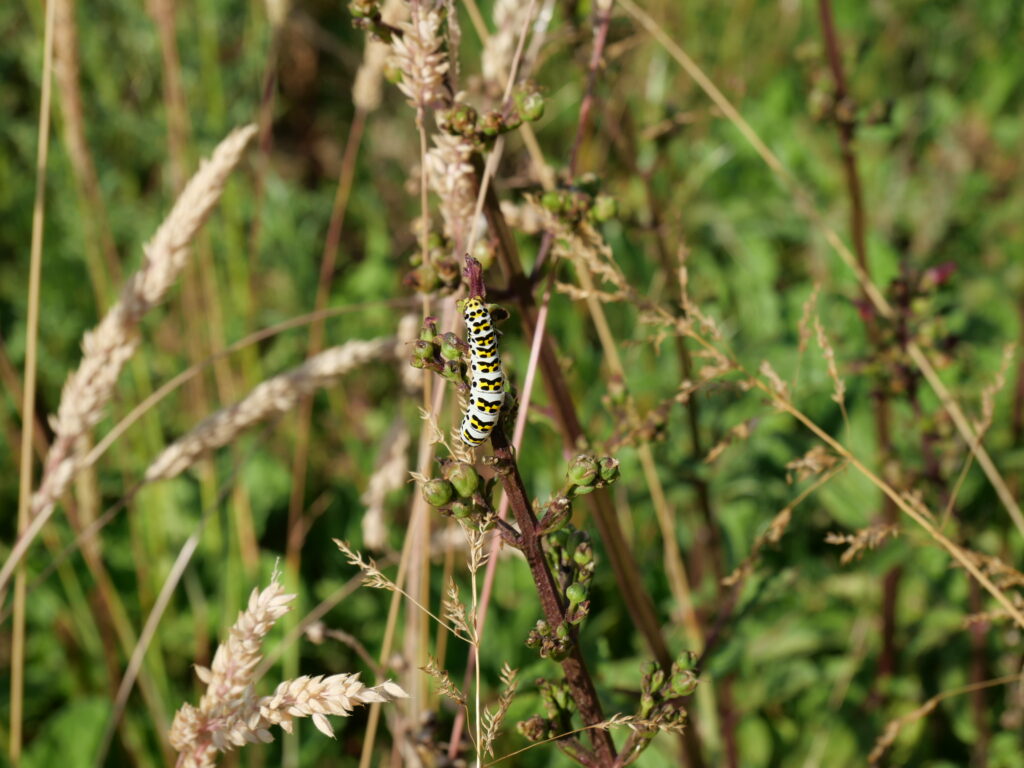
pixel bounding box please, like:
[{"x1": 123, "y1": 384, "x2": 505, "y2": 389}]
[{"x1": 11, "y1": 0, "x2": 57, "y2": 759}]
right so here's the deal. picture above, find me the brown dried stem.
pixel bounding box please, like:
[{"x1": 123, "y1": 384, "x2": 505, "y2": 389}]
[
  {"x1": 816, "y1": 0, "x2": 901, "y2": 685},
  {"x1": 488, "y1": 428, "x2": 616, "y2": 766},
  {"x1": 480, "y1": 174, "x2": 670, "y2": 664}
]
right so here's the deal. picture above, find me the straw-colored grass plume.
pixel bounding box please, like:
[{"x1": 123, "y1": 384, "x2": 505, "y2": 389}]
[
  {"x1": 169, "y1": 574, "x2": 407, "y2": 767},
  {"x1": 426, "y1": 132, "x2": 476, "y2": 247},
  {"x1": 0, "y1": 125, "x2": 256, "y2": 595},
  {"x1": 146, "y1": 337, "x2": 397, "y2": 482},
  {"x1": 389, "y1": 4, "x2": 448, "y2": 109},
  {"x1": 34, "y1": 124, "x2": 258, "y2": 512}
]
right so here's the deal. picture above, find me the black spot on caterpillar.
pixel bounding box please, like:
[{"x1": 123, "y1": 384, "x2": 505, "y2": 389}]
[{"x1": 460, "y1": 297, "x2": 505, "y2": 447}]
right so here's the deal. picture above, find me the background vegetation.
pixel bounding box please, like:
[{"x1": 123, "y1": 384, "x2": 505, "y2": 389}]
[{"x1": 2, "y1": 0, "x2": 1024, "y2": 765}]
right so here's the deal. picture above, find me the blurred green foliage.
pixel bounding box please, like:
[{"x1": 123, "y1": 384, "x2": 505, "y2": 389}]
[{"x1": 2, "y1": 0, "x2": 1024, "y2": 766}]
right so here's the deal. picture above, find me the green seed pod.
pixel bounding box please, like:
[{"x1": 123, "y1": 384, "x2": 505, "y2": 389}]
[
  {"x1": 383, "y1": 62, "x2": 402, "y2": 84},
  {"x1": 598, "y1": 456, "x2": 620, "y2": 484},
  {"x1": 450, "y1": 500, "x2": 473, "y2": 519},
  {"x1": 441, "y1": 360, "x2": 462, "y2": 383},
  {"x1": 503, "y1": 107, "x2": 523, "y2": 131},
  {"x1": 413, "y1": 262, "x2": 438, "y2": 293},
  {"x1": 518, "y1": 715, "x2": 549, "y2": 742},
  {"x1": 572, "y1": 540, "x2": 593, "y2": 566},
  {"x1": 670, "y1": 669, "x2": 699, "y2": 697},
  {"x1": 540, "y1": 496, "x2": 571, "y2": 534},
  {"x1": 565, "y1": 582, "x2": 587, "y2": 606},
  {"x1": 444, "y1": 103, "x2": 478, "y2": 135},
  {"x1": 548, "y1": 527, "x2": 570, "y2": 552},
  {"x1": 673, "y1": 650, "x2": 698, "y2": 671},
  {"x1": 541, "y1": 189, "x2": 565, "y2": 213},
  {"x1": 518, "y1": 89, "x2": 545, "y2": 122},
  {"x1": 472, "y1": 238, "x2": 495, "y2": 270},
  {"x1": 649, "y1": 666, "x2": 667, "y2": 695},
  {"x1": 567, "y1": 454, "x2": 599, "y2": 487},
  {"x1": 439, "y1": 332, "x2": 462, "y2": 362},
  {"x1": 445, "y1": 462, "x2": 480, "y2": 498},
  {"x1": 347, "y1": 0, "x2": 378, "y2": 18},
  {"x1": 434, "y1": 255, "x2": 460, "y2": 285},
  {"x1": 409, "y1": 356, "x2": 426, "y2": 370},
  {"x1": 590, "y1": 194, "x2": 618, "y2": 223},
  {"x1": 479, "y1": 110, "x2": 503, "y2": 136},
  {"x1": 555, "y1": 621, "x2": 570, "y2": 640},
  {"x1": 421, "y1": 478, "x2": 454, "y2": 508},
  {"x1": 413, "y1": 339, "x2": 436, "y2": 361}
]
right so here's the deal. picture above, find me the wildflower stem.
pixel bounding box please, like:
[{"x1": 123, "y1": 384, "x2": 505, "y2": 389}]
[{"x1": 488, "y1": 428, "x2": 617, "y2": 765}]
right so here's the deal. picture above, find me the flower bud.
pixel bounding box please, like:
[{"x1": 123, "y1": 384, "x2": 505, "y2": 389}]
[
  {"x1": 439, "y1": 332, "x2": 462, "y2": 362},
  {"x1": 434, "y1": 255, "x2": 460, "y2": 285},
  {"x1": 673, "y1": 650, "x2": 698, "y2": 671},
  {"x1": 548, "y1": 528, "x2": 570, "y2": 551},
  {"x1": 648, "y1": 666, "x2": 666, "y2": 695},
  {"x1": 518, "y1": 715, "x2": 549, "y2": 742},
  {"x1": 539, "y1": 496, "x2": 571, "y2": 534},
  {"x1": 572, "y1": 540, "x2": 593, "y2": 567},
  {"x1": 411, "y1": 262, "x2": 438, "y2": 293},
  {"x1": 450, "y1": 500, "x2": 472, "y2": 519},
  {"x1": 445, "y1": 462, "x2": 479, "y2": 498},
  {"x1": 479, "y1": 110, "x2": 503, "y2": 136},
  {"x1": 413, "y1": 339, "x2": 436, "y2": 361},
  {"x1": 421, "y1": 478, "x2": 454, "y2": 508},
  {"x1": 565, "y1": 582, "x2": 587, "y2": 606},
  {"x1": 590, "y1": 194, "x2": 618, "y2": 223},
  {"x1": 348, "y1": 0, "x2": 378, "y2": 18},
  {"x1": 441, "y1": 360, "x2": 463, "y2": 383},
  {"x1": 517, "y1": 89, "x2": 545, "y2": 122},
  {"x1": 567, "y1": 454, "x2": 599, "y2": 487},
  {"x1": 383, "y1": 62, "x2": 402, "y2": 84},
  {"x1": 541, "y1": 190, "x2": 565, "y2": 213},
  {"x1": 503, "y1": 109, "x2": 523, "y2": 131},
  {"x1": 445, "y1": 103, "x2": 478, "y2": 135},
  {"x1": 472, "y1": 239, "x2": 495, "y2": 270},
  {"x1": 599, "y1": 456, "x2": 620, "y2": 484},
  {"x1": 670, "y1": 669, "x2": 699, "y2": 697}
]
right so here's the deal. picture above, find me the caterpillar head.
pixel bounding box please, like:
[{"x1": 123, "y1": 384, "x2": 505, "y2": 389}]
[{"x1": 460, "y1": 297, "x2": 486, "y2": 316}]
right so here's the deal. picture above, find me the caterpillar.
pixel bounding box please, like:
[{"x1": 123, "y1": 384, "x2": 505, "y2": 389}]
[{"x1": 460, "y1": 297, "x2": 505, "y2": 447}]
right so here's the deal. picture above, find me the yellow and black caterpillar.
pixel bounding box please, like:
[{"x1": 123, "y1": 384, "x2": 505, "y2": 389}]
[{"x1": 460, "y1": 297, "x2": 505, "y2": 447}]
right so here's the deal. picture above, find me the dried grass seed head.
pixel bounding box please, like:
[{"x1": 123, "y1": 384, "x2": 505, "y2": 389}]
[
  {"x1": 390, "y1": 4, "x2": 449, "y2": 109},
  {"x1": 145, "y1": 337, "x2": 396, "y2": 482}
]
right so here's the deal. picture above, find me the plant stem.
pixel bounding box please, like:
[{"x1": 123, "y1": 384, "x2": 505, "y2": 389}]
[
  {"x1": 816, "y1": 0, "x2": 901, "y2": 683},
  {"x1": 12, "y1": 0, "x2": 56, "y2": 758},
  {"x1": 489, "y1": 428, "x2": 617, "y2": 765}
]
